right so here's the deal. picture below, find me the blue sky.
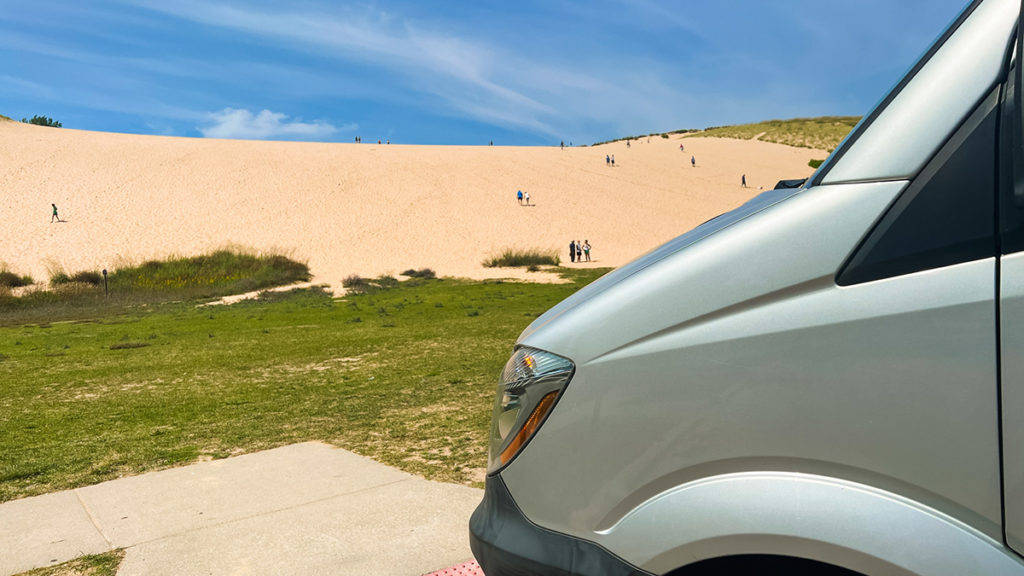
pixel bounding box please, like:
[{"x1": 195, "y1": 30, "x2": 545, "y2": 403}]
[{"x1": 1, "y1": 1, "x2": 968, "y2": 146}]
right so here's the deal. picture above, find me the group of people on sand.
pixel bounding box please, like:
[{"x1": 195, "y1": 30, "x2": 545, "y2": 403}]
[
  {"x1": 605, "y1": 154, "x2": 616, "y2": 167},
  {"x1": 569, "y1": 240, "x2": 591, "y2": 263},
  {"x1": 516, "y1": 189, "x2": 532, "y2": 205}
]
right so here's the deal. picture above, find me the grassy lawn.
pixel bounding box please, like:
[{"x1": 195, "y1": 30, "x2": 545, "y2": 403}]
[{"x1": 0, "y1": 268, "x2": 608, "y2": 503}]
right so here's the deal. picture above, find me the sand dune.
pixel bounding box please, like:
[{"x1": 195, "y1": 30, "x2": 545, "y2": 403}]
[{"x1": 0, "y1": 121, "x2": 824, "y2": 289}]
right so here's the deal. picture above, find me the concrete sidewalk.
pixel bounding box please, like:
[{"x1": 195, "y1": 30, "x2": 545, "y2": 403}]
[{"x1": 0, "y1": 442, "x2": 483, "y2": 575}]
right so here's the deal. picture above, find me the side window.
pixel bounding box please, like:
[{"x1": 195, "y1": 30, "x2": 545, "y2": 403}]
[
  {"x1": 1002, "y1": 52, "x2": 1024, "y2": 253},
  {"x1": 837, "y1": 88, "x2": 999, "y2": 286}
]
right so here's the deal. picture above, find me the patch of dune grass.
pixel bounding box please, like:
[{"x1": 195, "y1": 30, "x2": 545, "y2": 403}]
[
  {"x1": 0, "y1": 250, "x2": 310, "y2": 326},
  {"x1": 110, "y1": 250, "x2": 309, "y2": 294},
  {"x1": 692, "y1": 116, "x2": 860, "y2": 151},
  {"x1": 0, "y1": 267, "x2": 610, "y2": 502},
  {"x1": 483, "y1": 248, "x2": 560, "y2": 268}
]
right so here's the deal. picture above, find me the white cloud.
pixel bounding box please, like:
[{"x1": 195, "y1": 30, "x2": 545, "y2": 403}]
[{"x1": 198, "y1": 108, "x2": 346, "y2": 140}]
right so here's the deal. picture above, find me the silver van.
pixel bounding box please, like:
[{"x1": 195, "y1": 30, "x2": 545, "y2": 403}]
[{"x1": 470, "y1": 0, "x2": 1024, "y2": 573}]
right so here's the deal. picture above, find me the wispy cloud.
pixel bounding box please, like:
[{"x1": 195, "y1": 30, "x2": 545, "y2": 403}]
[
  {"x1": 199, "y1": 108, "x2": 347, "y2": 141},
  {"x1": 0, "y1": 74, "x2": 56, "y2": 100},
  {"x1": 123, "y1": 0, "x2": 564, "y2": 137}
]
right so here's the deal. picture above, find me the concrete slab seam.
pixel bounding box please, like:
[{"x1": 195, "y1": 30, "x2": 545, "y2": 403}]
[
  {"x1": 123, "y1": 477, "x2": 416, "y2": 549},
  {"x1": 73, "y1": 489, "x2": 113, "y2": 550}
]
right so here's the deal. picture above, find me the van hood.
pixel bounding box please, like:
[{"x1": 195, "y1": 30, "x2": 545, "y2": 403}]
[{"x1": 517, "y1": 185, "x2": 806, "y2": 345}]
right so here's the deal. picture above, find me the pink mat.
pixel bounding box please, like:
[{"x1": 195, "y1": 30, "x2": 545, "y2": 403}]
[{"x1": 422, "y1": 560, "x2": 485, "y2": 575}]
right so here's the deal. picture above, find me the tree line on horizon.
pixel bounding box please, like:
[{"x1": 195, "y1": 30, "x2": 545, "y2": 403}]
[{"x1": 21, "y1": 115, "x2": 62, "y2": 128}]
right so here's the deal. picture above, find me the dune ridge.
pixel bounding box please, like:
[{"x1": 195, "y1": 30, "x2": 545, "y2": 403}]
[{"x1": 0, "y1": 122, "x2": 824, "y2": 290}]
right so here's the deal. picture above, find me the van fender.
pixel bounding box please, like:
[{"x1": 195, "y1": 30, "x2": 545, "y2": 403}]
[{"x1": 594, "y1": 472, "x2": 1024, "y2": 575}]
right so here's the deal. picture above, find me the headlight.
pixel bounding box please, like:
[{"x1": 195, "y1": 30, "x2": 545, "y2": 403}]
[{"x1": 487, "y1": 347, "x2": 574, "y2": 474}]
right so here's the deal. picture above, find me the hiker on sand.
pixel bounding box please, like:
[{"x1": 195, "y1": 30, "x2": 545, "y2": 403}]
[
  {"x1": 742, "y1": 174, "x2": 747, "y2": 188},
  {"x1": 611, "y1": 154, "x2": 615, "y2": 166},
  {"x1": 606, "y1": 154, "x2": 610, "y2": 166},
  {"x1": 569, "y1": 240, "x2": 576, "y2": 263},
  {"x1": 51, "y1": 203, "x2": 59, "y2": 223},
  {"x1": 576, "y1": 241, "x2": 583, "y2": 262},
  {"x1": 583, "y1": 240, "x2": 591, "y2": 262},
  {"x1": 517, "y1": 190, "x2": 523, "y2": 205},
  {"x1": 524, "y1": 191, "x2": 531, "y2": 205},
  {"x1": 691, "y1": 155, "x2": 696, "y2": 167}
]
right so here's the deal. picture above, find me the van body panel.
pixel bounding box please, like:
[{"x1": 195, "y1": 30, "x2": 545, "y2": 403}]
[
  {"x1": 820, "y1": 0, "x2": 1015, "y2": 184},
  {"x1": 506, "y1": 253, "x2": 1000, "y2": 543},
  {"x1": 517, "y1": 184, "x2": 809, "y2": 345},
  {"x1": 601, "y1": 472, "x2": 1023, "y2": 575},
  {"x1": 516, "y1": 181, "x2": 906, "y2": 364},
  {"x1": 1002, "y1": 251, "x2": 1024, "y2": 553}
]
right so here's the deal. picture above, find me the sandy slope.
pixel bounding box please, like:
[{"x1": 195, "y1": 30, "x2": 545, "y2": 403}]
[{"x1": 0, "y1": 121, "x2": 824, "y2": 289}]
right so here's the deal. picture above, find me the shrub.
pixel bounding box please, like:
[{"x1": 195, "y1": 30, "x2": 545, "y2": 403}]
[
  {"x1": 50, "y1": 272, "x2": 72, "y2": 286},
  {"x1": 343, "y1": 274, "x2": 405, "y2": 294},
  {"x1": 660, "y1": 133, "x2": 669, "y2": 139},
  {"x1": 344, "y1": 274, "x2": 368, "y2": 289},
  {"x1": 401, "y1": 268, "x2": 436, "y2": 279},
  {"x1": 483, "y1": 248, "x2": 560, "y2": 268},
  {"x1": 71, "y1": 271, "x2": 103, "y2": 286},
  {"x1": 0, "y1": 271, "x2": 33, "y2": 288},
  {"x1": 808, "y1": 159, "x2": 825, "y2": 169},
  {"x1": 376, "y1": 275, "x2": 398, "y2": 289},
  {"x1": 51, "y1": 270, "x2": 103, "y2": 286}
]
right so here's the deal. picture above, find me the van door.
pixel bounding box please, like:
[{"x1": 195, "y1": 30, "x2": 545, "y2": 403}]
[{"x1": 1003, "y1": 14, "x2": 1024, "y2": 552}]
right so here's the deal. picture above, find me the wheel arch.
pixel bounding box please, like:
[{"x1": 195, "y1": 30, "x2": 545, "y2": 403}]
[{"x1": 592, "y1": 472, "x2": 1023, "y2": 575}]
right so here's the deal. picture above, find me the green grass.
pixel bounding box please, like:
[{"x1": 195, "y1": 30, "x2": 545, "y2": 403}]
[
  {"x1": 483, "y1": 248, "x2": 560, "y2": 268},
  {"x1": 16, "y1": 550, "x2": 124, "y2": 576},
  {"x1": 0, "y1": 267, "x2": 609, "y2": 502},
  {"x1": 0, "y1": 250, "x2": 310, "y2": 327},
  {"x1": 691, "y1": 116, "x2": 861, "y2": 151}
]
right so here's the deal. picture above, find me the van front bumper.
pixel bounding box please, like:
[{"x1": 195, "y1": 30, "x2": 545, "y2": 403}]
[{"x1": 469, "y1": 474, "x2": 652, "y2": 576}]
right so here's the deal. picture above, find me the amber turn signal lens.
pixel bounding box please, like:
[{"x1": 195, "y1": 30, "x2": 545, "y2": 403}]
[{"x1": 500, "y1": 391, "x2": 559, "y2": 465}]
